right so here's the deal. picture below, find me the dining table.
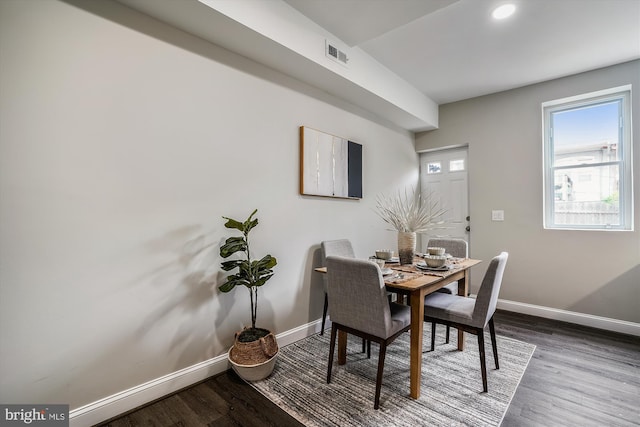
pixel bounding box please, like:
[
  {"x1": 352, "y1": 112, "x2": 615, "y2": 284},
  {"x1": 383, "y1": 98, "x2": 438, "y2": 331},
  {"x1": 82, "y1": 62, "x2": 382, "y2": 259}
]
[{"x1": 315, "y1": 256, "x2": 482, "y2": 399}]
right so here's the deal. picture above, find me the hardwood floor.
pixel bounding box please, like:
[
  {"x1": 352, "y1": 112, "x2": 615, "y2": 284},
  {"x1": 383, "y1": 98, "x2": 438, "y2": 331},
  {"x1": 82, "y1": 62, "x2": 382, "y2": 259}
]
[
  {"x1": 98, "y1": 310, "x2": 640, "y2": 426},
  {"x1": 495, "y1": 311, "x2": 640, "y2": 427},
  {"x1": 98, "y1": 369, "x2": 304, "y2": 427}
]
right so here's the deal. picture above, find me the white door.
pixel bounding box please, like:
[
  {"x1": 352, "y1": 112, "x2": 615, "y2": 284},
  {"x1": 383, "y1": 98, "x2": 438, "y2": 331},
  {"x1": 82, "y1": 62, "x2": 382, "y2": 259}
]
[{"x1": 419, "y1": 147, "x2": 470, "y2": 251}]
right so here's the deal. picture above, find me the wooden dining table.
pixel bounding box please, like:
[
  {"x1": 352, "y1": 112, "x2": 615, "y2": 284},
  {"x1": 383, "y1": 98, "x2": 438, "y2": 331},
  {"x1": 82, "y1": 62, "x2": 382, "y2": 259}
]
[{"x1": 315, "y1": 257, "x2": 481, "y2": 399}]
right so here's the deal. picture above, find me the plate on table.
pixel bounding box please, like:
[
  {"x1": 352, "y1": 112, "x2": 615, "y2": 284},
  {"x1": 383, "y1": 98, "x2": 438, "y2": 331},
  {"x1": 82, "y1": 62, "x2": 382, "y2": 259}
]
[
  {"x1": 381, "y1": 268, "x2": 394, "y2": 276},
  {"x1": 386, "y1": 257, "x2": 400, "y2": 263},
  {"x1": 416, "y1": 263, "x2": 452, "y2": 271}
]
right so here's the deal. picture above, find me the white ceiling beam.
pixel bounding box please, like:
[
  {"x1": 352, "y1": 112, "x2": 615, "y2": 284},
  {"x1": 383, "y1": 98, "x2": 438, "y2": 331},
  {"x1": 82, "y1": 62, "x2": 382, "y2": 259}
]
[{"x1": 116, "y1": 0, "x2": 439, "y2": 131}]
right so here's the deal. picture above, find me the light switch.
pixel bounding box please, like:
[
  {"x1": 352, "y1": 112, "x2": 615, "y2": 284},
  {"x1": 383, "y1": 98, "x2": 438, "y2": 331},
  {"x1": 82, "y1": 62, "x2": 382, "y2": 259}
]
[{"x1": 492, "y1": 210, "x2": 504, "y2": 221}]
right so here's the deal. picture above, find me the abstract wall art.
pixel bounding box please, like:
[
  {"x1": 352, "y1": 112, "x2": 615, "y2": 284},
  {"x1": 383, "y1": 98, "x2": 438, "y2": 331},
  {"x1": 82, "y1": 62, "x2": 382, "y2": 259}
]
[{"x1": 299, "y1": 126, "x2": 362, "y2": 199}]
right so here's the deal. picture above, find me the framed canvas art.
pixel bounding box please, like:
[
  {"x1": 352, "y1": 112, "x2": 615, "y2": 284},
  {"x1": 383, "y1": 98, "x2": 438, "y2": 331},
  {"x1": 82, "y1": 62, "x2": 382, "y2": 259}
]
[{"x1": 299, "y1": 126, "x2": 362, "y2": 199}]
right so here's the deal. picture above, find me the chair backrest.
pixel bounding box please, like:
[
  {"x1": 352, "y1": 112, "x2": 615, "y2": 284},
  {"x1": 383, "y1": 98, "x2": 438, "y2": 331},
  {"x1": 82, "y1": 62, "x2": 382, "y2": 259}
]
[
  {"x1": 427, "y1": 238, "x2": 468, "y2": 258},
  {"x1": 471, "y1": 252, "x2": 509, "y2": 328},
  {"x1": 326, "y1": 256, "x2": 393, "y2": 339},
  {"x1": 321, "y1": 239, "x2": 355, "y2": 263},
  {"x1": 321, "y1": 240, "x2": 355, "y2": 293}
]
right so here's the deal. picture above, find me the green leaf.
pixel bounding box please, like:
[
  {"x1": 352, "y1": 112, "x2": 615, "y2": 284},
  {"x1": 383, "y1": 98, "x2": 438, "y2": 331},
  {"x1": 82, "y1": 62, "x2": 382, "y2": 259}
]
[
  {"x1": 237, "y1": 261, "x2": 252, "y2": 277},
  {"x1": 223, "y1": 209, "x2": 259, "y2": 234},
  {"x1": 256, "y1": 254, "x2": 277, "y2": 269},
  {"x1": 253, "y1": 274, "x2": 273, "y2": 287},
  {"x1": 219, "y1": 274, "x2": 251, "y2": 292},
  {"x1": 218, "y1": 280, "x2": 236, "y2": 292},
  {"x1": 244, "y1": 218, "x2": 258, "y2": 234},
  {"x1": 243, "y1": 209, "x2": 259, "y2": 234},
  {"x1": 222, "y1": 217, "x2": 245, "y2": 231},
  {"x1": 220, "y1": 236, "x2": 247, "y2": 258},
  {"x1": 220, "y1": 259, "x2": 242, "y2": 271}
]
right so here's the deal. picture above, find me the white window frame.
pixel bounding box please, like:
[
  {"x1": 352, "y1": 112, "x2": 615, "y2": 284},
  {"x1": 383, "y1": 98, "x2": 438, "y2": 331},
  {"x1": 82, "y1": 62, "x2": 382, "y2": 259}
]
[{"x1": 542, "y1": 85, "x2": 633, "y2": 231}]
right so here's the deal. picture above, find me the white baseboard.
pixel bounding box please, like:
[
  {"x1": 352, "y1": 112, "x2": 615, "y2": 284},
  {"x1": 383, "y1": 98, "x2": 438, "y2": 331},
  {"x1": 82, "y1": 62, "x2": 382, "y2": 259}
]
[
  {"x1": 69, "y1": 320, "x2": 324, "y2": 427},
  {"x1": 497, "y1": 298, "x2": 640, "y2": 337},
  {"x1": 70, "y1": 302, "x2": 639, "y2": 426}
]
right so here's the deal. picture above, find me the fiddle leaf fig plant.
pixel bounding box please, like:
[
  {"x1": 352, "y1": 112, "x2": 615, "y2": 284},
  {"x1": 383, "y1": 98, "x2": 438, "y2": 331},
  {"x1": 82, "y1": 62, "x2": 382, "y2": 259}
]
[{"x1": 219, "y1": 209, "x2": 277, "y2": 332}]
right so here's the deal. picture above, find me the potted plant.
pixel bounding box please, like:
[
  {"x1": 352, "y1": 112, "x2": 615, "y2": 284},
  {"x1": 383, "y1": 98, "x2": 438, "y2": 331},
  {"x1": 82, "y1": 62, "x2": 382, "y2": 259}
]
[
  {"x1": 375, "y1": 188, "x2": 447, "y2": 264},
  {"x1": 219, "y1": 209, "x2": 278, "y2": 381}
]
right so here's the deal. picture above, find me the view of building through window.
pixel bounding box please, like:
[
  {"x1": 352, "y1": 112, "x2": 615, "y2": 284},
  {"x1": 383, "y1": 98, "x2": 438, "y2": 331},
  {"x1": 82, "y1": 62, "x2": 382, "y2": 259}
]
[
  {"x1": 551, "y1": 100, "x2": 620, "y2": 226},
  {"x1": 543, "y1": 87, "x2": 631, "y2": 230}
]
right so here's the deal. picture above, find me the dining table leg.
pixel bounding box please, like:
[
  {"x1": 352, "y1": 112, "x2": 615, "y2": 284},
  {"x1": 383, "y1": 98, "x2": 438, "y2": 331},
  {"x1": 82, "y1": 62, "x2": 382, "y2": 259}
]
[
  {"x1": 457, "y1": 270, "x2": 470, "y2": 351},
  {"x1": 409, "y1": 287, "x2": 426, "y2": 399}
]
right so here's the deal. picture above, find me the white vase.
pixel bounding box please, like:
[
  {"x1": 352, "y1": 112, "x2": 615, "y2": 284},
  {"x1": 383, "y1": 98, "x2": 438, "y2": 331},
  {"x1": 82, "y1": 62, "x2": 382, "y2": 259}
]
[{"x1": 398, "y1": 231, "x2": 416, "y2": 265}]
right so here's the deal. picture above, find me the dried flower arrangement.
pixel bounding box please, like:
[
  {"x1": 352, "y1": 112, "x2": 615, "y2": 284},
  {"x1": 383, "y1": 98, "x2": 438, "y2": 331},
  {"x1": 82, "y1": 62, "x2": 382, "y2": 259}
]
[{"x1": 375, "y1": 187, "x2": 448, "y2": 233}]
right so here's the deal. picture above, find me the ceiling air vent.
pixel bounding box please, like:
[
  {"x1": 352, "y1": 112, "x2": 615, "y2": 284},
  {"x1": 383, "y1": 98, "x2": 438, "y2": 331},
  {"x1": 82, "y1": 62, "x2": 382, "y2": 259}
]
[{"x1": 325, "y1": 40, "x2": 349, "y2": 67}]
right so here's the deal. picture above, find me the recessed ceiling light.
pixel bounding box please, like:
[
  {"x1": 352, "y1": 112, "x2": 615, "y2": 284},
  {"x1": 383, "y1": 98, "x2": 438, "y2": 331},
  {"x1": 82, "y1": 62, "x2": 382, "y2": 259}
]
[{"x1": 492, "y1": 4, "x2": 516, "y2": 20}]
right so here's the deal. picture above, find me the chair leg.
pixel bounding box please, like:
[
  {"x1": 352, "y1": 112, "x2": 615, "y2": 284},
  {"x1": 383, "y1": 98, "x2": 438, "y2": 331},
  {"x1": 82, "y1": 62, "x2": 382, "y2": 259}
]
[
  {"x1": 477, "y1": 328, "x2": 488, "y2": 392},
  {"x1": 327, "y1": 326, "x2": 337, "y2": 383},
  {"x1": 489, "y1": 317, "x2": 499, "y2": 369},
  {"x1": 374, "y1": 342, "x2": 387, "y2": 409},
  {"x1": 430, "y1": 321, "x2": 436, "y2": 351},
  {"x1": 320, "y1": 294, "x2": 328, "y2": 335},
  {"x1": 445, "y1": 325, "x2": 450, "y2": 344},
  {"x1": 367, "y1": 340, "x2": 371, "y2": 359}
]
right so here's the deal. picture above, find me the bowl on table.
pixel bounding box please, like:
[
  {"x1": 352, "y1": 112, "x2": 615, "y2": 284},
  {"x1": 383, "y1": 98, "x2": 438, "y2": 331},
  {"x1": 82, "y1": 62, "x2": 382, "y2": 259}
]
[
  {"x1": 425, "y1": 255, "x2": 447, "y2": 268},
  {"x1": 426, "y1": 247, "x2": 446, "y2": 256},
  {"x1": 375, "y1": 249, "x2": 393, "y2": 260}
]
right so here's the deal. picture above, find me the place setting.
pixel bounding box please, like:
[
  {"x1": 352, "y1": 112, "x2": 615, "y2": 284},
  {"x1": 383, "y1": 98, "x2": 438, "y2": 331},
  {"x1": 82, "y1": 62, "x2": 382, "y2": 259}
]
[
  {"x1": 414, "y1": 246, "x2": 454, "y2": 274},
  {"x1": 369, "y1": 250, "x2": 418, "y2": 283},
  {"x1": 371, "y1": 246, "x2": 464, "y2": 279},
  {"x1": 370, "y1": 250, "x2": 398, "y2": 274}
]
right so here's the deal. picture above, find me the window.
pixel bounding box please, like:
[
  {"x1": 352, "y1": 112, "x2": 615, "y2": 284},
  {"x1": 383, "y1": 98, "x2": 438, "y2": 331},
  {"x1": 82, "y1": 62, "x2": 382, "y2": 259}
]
[
  {"x1": 427, "y1": 162, "x2": 441, "y2": 174},
  {"x1": 449, "y1": 159, "x2": 465, "y2": 172},
  {"x1": 543, "y1": 86, "x2": 633, "y2": 230}
]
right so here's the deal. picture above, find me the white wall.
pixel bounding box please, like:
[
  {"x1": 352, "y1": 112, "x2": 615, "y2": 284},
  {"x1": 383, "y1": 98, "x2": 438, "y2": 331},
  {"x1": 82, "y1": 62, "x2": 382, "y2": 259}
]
[
  {"x1": 416, "y1": 60, "x2": 640, "y2": 324},
  {"x1": 0, "y1": 0, "x2": 418, "y2": 410}
]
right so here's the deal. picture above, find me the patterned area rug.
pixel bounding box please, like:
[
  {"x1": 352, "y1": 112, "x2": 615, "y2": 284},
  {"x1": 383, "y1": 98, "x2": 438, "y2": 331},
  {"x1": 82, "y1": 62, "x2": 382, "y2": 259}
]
[{"x1": 251, "y1": 326, "x2": 535, "y2": 426}]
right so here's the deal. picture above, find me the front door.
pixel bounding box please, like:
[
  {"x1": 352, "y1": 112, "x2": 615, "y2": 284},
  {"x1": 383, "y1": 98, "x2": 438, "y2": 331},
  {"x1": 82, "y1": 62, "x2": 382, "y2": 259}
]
[{"x1": 419, "y1": 147, "x2": 470, "y2": 251}]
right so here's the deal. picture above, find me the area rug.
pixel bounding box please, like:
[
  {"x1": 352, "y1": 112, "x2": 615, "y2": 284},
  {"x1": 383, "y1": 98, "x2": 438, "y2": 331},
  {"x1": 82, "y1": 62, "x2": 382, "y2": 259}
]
[{"x1": 251, "y1": 327, "x2": 535, "y2": 427}]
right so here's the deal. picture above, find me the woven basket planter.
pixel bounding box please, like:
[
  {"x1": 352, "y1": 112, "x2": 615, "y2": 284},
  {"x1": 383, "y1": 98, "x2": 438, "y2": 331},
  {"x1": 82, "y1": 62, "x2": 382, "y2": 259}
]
[{"x1": 228, "y1": 328, "x2": 278, "y2": 381}]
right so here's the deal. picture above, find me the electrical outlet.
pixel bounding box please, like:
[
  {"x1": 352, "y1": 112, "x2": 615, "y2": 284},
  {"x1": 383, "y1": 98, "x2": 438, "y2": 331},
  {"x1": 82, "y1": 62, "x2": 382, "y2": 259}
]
[{"x1": 492, "y1": 210, "x2": 504, "y2": 221}]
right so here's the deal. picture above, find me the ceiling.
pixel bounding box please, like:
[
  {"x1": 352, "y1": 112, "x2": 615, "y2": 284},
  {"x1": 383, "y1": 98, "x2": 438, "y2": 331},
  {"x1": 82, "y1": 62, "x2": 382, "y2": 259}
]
[
  {"x1": 115, "y1": 0, "x2": 639, "y2": 131},
  {"x1": 283, "y1": 0, "x2": 640, "y2": 104}
]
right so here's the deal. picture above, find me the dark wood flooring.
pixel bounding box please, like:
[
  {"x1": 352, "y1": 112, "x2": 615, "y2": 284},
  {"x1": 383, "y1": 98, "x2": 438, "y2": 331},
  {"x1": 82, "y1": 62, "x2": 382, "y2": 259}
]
[
  {"x1": 97, "y1": 310, "x2": 640, "y2": 426},
  {"x1": 496, "y1": 311, "x2": 639, "y2": 427}
]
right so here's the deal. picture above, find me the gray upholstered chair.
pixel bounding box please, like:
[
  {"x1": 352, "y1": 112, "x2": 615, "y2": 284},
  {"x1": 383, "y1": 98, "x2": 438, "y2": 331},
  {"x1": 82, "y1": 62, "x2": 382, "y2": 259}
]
[
  {"x1": 426, "y1": 238, "x2": 469, "y2": 346},
  {"x1": 326, "y1": 256, "x2": 411, "y2": 409},
  {"x1": 423, "y1": 252, "x2": 508, "y2": 392},
  {"x1": 320, "y1": 239, "x2": 356, "y2": 335}
]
